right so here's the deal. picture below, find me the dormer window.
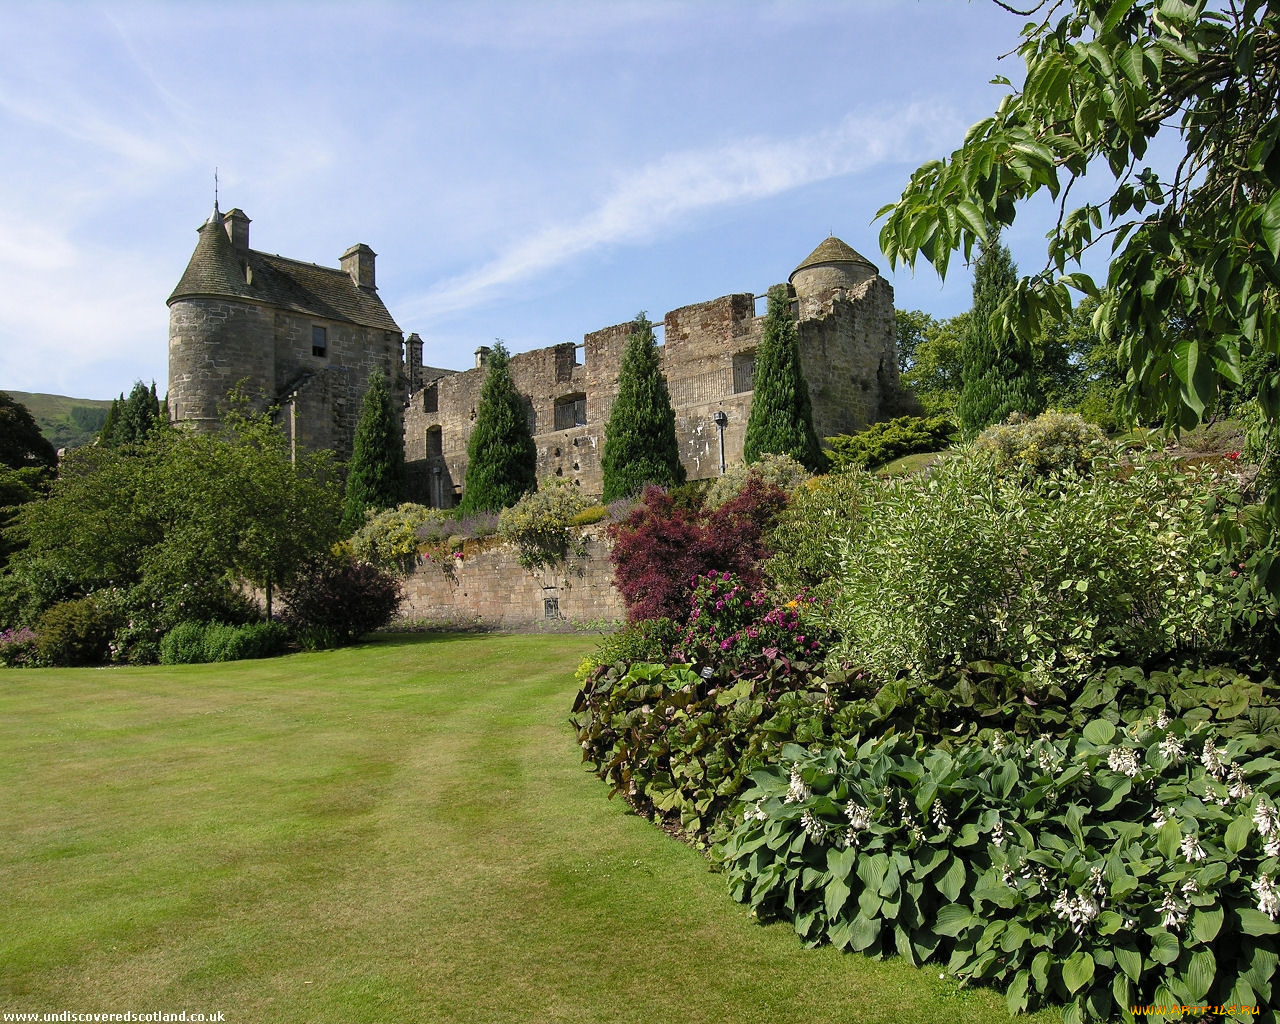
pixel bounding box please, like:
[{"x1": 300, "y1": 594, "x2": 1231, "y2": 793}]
[{"x1": 312, "y1": 326, "x2": 327, "y2": 358}]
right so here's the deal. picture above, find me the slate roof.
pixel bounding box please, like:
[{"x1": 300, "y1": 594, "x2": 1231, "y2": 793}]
[
  {"x1": 792, "y1": 236, "x2": 877, "y2": 276},
  {"x1": 168, "y1": 210, "x2": 402, "y2": 333}
]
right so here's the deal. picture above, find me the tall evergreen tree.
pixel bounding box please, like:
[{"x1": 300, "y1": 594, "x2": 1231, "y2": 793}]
[
  {"x1": 342, "y1": 369, "x2": 406, "y2": 532},
  {"x1": 955, "y1": 232, "x2": 1043, "y2": 437},
  {"x1": 0, "y1": 391, "x2": 57, "y2": 469},
  {"x1": 106, "y1": 380, "x2": 163, "y2": 446},
  {"x1": 743, "y1": 286, "x2": 825, "y2": 471},
  {"x1": 458, "y1": 341, "x2": 536, "y2": 514},
  {"x1": 601, "y1": 314, "x2": 685, "y2": 503}
]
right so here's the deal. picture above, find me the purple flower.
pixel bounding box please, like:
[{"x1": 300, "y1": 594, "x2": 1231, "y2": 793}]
[
  {"x1": 722, "y1": 572, "x2": 730, "y2": 582},
  {"x1": 720, "y1": 639, "x2": 731, "y2": 650}
]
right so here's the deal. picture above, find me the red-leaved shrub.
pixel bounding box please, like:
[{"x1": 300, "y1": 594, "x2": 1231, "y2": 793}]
[{"x1": 607, "y1": 477, "x2": 786, "y2": 623}]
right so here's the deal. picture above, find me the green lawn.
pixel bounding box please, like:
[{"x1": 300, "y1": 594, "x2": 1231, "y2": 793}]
[{"x1": 0, "y1": 634, "x2": 1055, "y2": 1023}]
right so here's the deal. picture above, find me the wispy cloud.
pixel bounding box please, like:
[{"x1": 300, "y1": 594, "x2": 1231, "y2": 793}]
[{"x1": 399, "y1": 102, "x2": 960, "y2": 324}]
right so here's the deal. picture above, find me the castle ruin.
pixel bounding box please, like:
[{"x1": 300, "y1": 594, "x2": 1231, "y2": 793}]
[
  {"x1": 168, "y1": 209, "x2": 906, "y2": 502},
  {"x1": 402, "y1": 236, "x2": 907, "y2": 504}
]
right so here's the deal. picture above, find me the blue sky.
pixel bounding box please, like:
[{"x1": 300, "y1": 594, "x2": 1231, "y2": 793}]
[{"x1": 2, "y1": 1, "x2": 1078, "y2": 400}]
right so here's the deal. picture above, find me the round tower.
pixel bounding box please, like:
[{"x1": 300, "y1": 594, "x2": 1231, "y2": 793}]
[
  {"x1": 167, "y1": 203, "x2": 275, "y2": 430},
  {"x1": 788, "y1": 236, "x2": 878, "y2": 313}
]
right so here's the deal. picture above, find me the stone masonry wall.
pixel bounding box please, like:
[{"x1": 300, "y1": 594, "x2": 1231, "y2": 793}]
[
  {"x1": 397, "y1": 527, "x2": 626, "y2": 628},
  {"x1": 168, "y1": 298, "x2": 275, "y2": 428}
]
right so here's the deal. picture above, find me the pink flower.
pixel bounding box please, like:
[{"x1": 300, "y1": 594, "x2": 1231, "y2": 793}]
[
  {"x1": 722, "y1": 572, "x2": 731, "y2": 582},
  {"x1": 720, "y1": 639, "x2": 731, "y2": 650}
]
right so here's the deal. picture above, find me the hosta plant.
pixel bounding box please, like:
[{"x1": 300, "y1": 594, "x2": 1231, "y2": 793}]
[{"x1": 721, "y1": 720, "x2": 1280, "y2": 1023}]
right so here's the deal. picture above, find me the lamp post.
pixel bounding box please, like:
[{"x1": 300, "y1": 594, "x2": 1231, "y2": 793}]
[{"x1": 712, "y1": 410, "x2": 728, "y2": 475}]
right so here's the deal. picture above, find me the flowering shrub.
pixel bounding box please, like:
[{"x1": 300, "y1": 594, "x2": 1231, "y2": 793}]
[
  {"x1": 349, "y1": 503, "x2": 437, "y2": 573},
  {"x1": 722, "y1": 718, "x2": 1279, "y2": 1022},
  {"x1": 674, "y1": 570, "x2": 827, "y2": 667},
  {"x1": 608, "y1": 479, "x2": 787, "y2": 623},
  {"x1": 763, "y1": 470, "x2": 875, "y2": 599},
  {"x1": 822, "y1": 449, "x2": 1274, "y2": 685},
  {"x1": 703, "y1": 453, "x2": 811, "y2": 510},
  {"x1": 497, "y1": 478, "x2": 591, "y2": 571},
  {"x1": 973, "y1": 410, "x2": 1108, "y2": 480},
  {"x1": 0, "y1": 626, "x2": 39, "y2": 667}
]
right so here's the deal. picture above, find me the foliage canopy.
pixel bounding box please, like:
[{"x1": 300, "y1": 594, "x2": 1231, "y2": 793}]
[
  {"x1": 342, "y1": 369, "x2": 405, "y2": 532},
  {"x1": 879, "y1": 0, "x2": 1280, "y2": 503}
]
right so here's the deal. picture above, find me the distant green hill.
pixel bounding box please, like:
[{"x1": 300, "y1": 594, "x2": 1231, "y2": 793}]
[{"x1": 4, "y1": 392, "x2": 113, "y2": 452}]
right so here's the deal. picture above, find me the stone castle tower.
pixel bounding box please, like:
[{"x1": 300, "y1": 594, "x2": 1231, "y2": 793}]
[
  {"x1": 167, "y1": 203, "x2": 404, "y2": 462},
  {"x1": 402, "y1": 235, "x2": 910, "y2": 506}
]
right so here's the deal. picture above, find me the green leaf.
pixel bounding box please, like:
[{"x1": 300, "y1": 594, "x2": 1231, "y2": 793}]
[
  {"x1": 933, "y1": 903, "x2": 976, "y2": 937},
  {"x1": 1261, "y1": 191, "x2": 1280, "y2": 261},
  {"x1": 1082, "y1": 718, "x2": 1115, "y2": 745},
  {"x1": 936, "y1": 855, "x2": 966, "y2": 903},
  {"x1": 1114, "y1": 943, "x2": 1143, "y2": 981},
  {"x1": 825, "y1": 873, "x2": 851, "y2": 920},
  {"x1": 1102, "y1": 0, "x2": 1140, "y2": 34},
  {"x1": 1150, "y1": 928, "x2": 1180, "y2": 965},
  {"x1": 848, "y1": 912, "x2": 881, "y2": 952},
  {"x1": 1184, "y1": 948, "x2": 1215, "y2": 1002},
  {"x1": 1243, "y1": 946, "x2": 1278, "y2": 1002},
  {"x1": 1191, "y1": 905, "x2": 1224, "y2": 944},
  {"x1": 1062, "y1": 950, "x2": 1095, "y2": 994},
  {"x1": 1237, "y1": 907, "x2": 1280, "y2": 936},
  {"x1": 1006, "y1": 968, "x2": 1031, "y2": 1015},
  {"x1": 1157, "y1": 819, "x2": 1182, "y2": 860},
  {"x1": 1226, "y1": 810, "x2": 1254, "y2": 853}
]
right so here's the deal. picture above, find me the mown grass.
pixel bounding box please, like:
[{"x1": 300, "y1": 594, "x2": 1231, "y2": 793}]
[{"x1": 0, "y1": 633, "x2": 1055, "y2": 1023}]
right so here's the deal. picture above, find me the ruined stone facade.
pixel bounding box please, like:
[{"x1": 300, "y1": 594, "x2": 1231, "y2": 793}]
[
  {"x1": 167, "y1": 205, "x2": 403, "y2": 463},
  {"x1": 403, "y1": 237, "x2": 907, "y2": 505}
]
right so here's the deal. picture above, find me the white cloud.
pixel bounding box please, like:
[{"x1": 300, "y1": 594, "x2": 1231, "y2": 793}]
[{"x1": 398, "y1": 102, "x2": 961, "y2": 324}]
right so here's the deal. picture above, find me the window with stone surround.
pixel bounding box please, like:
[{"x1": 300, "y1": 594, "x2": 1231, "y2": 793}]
[
  {"x1": 732, "y1": 350, "x2": 756, "y2": 393},
  {"x1": 312, "y1": 326, "x2": 327, "y2": 358},
  {"x1": 554, "y1": 393, "x2": 587, "y2": 430},
  {"x1": 426, "y1": 426, "x2": 443, "y2": 459}
]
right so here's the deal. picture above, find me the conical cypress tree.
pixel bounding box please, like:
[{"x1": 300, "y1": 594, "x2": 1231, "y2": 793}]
[
  {"x1": 601, "y1": 313, "x2": 685, "y2": 503},
  {"x1": 342, "y1": 369, "x2": 406, "y2": 532},
  {"x1": 99, "y1": 397, "x2": 120, "y2": 446},
  {"x1": 743, "y1": 286, "x2": 824, "y2": 471},
  {"x1": 956, "y1": 232, "x2": 1043, "y2": 437},
  {"x1": 112, "y1": 380, "x2": 160, "y2": 445},
  {"x1": 458, "y1": 341, "x2": 536, "y2": 513}
]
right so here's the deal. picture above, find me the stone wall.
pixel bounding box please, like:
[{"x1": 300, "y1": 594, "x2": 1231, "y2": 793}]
[
  {"x1": 402, "y1": 244, "x2": 902, "y2": 506},
  {"x1": 168, "y1": 298, "x2": 275, "y2": 429},
  {"x1": 397, "y1": 527, "x2": 626, "y2": 628}
]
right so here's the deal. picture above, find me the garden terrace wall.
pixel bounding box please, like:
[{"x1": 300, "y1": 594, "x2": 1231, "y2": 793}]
[{"x1": 398, "y1": 526, "x2": 626, "y2": 628}]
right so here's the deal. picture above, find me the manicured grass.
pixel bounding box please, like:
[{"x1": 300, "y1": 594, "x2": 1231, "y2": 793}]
[{"x1": 0, "y1": 634, "x2": 1055, "y2": 1023}]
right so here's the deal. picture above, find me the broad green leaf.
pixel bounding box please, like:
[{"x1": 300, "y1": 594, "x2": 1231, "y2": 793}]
[
  {"x1": 848, "y1": 912, "x2": 881, "y2": 952},
  {"x1": 1006, "y1": 969, "x2": 1030, "y2": 1015},
  {"x1": 1243, "y1": 947, "x2": 1278, "y2": 1002},
  {"x1": 936, "y1": 855, "x2": 966, "y2": 902},
  {"x1": 825, "y1": 873, "x2": 851, "y2": 920},
  {"x1": 1185, "y1": 949, "x2": 1216, "y2": 1002},
  {"x1": 933, "y1": 903, "x2": 976, "y2": 937},
  {"x1": 1191, "y1": 905, "x2": 1223, "y2": 944},
  {"x1": 1150, "y1": 928, "x2": 1180, "y2": 965},
  {"x1": 1062, "y1": 950, "x2": 1095, "y2": 994},
  {"x1": 1102, "y1": 0, "x2": 1140, "y2": 35},
  {"x1": 1261, "y1": 191, "x2": 1280, "y2": 261},
  {"x1": 1157, "y1": 819, "x2": 1182, "y2": 860},
  {"x1": 1082, "y1": 718, "x2": 1115, "y2": 745},
  {"x1": 1114, "y1": 942, "x2": 1143, "y2": 981}
]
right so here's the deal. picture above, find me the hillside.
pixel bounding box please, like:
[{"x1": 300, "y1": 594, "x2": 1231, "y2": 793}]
[{"x1": 5, "y1": 391, "x2": 112, "y2": 452}]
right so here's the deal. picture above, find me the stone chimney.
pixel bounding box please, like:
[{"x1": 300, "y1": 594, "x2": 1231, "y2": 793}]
[
  {"x1": 405, "y1": 333, "x2": 424, "y2": 392},
  {"x1": 475, "y1": 345, "x2": 492, "y2": 369},
  {"x1": 341, "y1": 243, "x2": 377, "y2": 289},
  {"x1": 222, "y1": 208, "x2": 251, "y2": 250}
]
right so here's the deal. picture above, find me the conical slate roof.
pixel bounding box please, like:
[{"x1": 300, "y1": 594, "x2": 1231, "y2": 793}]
[
  {"x1": 168, "y1": 205, "x2": 257, "y2": 303},
  {"x1": 168, "y1": 208, "x2": 401, "y2": 333},
  {"x1": 791, "y1": 236, "x2": 877, "y2": 277}
]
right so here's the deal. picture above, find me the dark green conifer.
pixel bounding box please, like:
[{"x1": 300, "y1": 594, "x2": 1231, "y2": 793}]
[
  {"x1": 458, "y1": 341, "x2": 536, "y2": 513},
  {"x1": 342, "y1": 369, "x2": 406, "y2": 532},
  {"x1": 956, "y1": 232, "x2": 1044, "y2": 437},
  {"x1": 601, "y1": 314, "x2": 685, "y2": 503},
  {"x1": 99, "y1": 397, "x2": 120, "y2": 446},
  {"x1": 742, "y1": 286, "x2": 824, "y2": 471},
  {"x1": 109, "y1": 381, "x2": 162, "y2": 446}
]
